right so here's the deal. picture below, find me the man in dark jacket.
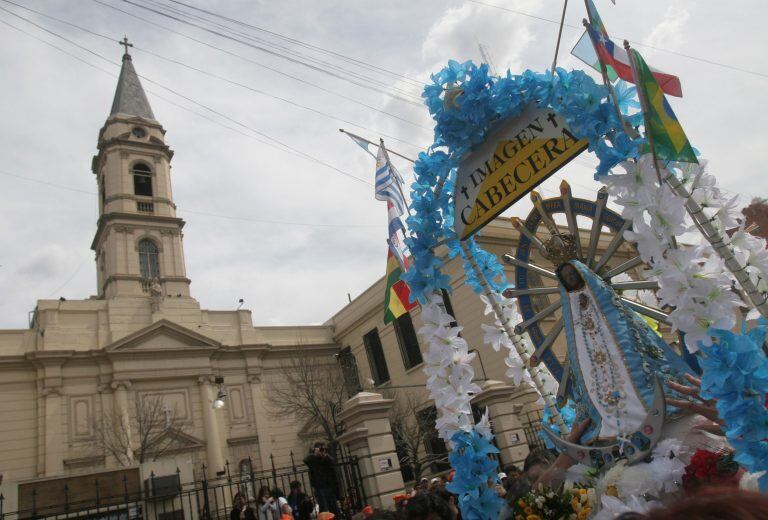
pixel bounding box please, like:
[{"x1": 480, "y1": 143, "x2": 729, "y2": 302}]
[
  {"x1": 303, "y1": 442, "x2": 340, "y2": 516},
  {"x1": 288, "y1": 481, "x2": 313, "y2": 520}
]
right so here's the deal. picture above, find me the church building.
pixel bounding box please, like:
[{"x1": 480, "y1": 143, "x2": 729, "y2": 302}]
[{"x1": 0, "y1": 49, "x2": 338, "y2": 508}]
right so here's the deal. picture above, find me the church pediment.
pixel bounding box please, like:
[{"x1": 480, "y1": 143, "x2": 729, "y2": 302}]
[
  {"x1": 106, "y1": 319, "x2": 221, "y2": 352},
  {"x1": 147, "y1": 428, "x2": 206, "y2": 456}
]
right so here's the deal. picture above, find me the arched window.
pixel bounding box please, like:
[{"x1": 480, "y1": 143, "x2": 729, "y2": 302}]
[
  {"x1": 132, "y1": 162, "x2": 153, "y2": 197},
  {"x1": 138, "y1": 239, "x2": 160, "y2": 279}
]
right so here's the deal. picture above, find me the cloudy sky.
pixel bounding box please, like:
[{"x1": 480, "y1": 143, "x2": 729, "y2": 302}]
[{"x1": 0, "y1": 0, "x2": 765, "y2": 329}]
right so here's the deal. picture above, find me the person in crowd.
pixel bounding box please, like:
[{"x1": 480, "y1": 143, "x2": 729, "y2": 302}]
[
  {"x1": 430, "y1": 486, "x2": 459, "y2": 520},
  {"x1": 502, "y1": 465, "x2": 521, "y2": 488},
  {"x1": 412, "y1": 477, "x2": 429, "y2": 495},
  {"x1": 405, "y1": 491, "x2": 456, "y2": 520},
  {"x1": 304, "y1": 442, "x2": 340, "y2": 516},
  {"x1": 256, "y1": 486, "x2": 280, "y2": 520},
  {"x1": 271, "y1": 488, "x2": 293, "y2": 520},
  {"x1": 288, "y1": 481, "x2": 313, "y2": 520},
  {"x1": 494, "y1": 473, "x2": 507, "y2": 497},
  {"x1": 231, "y1": 492, "x2": 257, "y2": 520}
]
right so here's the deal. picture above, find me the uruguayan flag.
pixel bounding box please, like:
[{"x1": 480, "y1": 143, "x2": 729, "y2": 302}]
[{"x1": 375, "y1": 144, "x2": 406, "y2": 216}]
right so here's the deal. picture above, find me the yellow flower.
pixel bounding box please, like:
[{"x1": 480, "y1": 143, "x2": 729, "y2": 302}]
[
  {"x1": 571, "y1": 498, "x2": 581, "y2": 510},
  {"x1": 577, "y1": 508, "x2": 592, "y2": 520},
  {"x1": 579, "y1": 489, "x2": 588, "y2": 495},
  {"x1": 526, "y1": 516, "x2": 542, "y2": 520},
  {"x1": 518, "y1": 499, "x2": 526, "y2": 508},
  {"x1": 606, "y1": 485, "x2": 619, "y2": 497},
  {"x1": 524, "y1": 506, "x2": 534, "y2": 515}
]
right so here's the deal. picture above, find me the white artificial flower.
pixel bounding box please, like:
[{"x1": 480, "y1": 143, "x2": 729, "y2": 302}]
[
  {"x1": 624, "y1": 221, "x2": 666, "y2": 262},
  {"x1": 433, "y1": 325, "x2": 468, "y2": 350},
  {"x1": 714, "y1": 193, "x2": 742, "y2": 230},
  {"x1": 504, "y1": 353, "x2": 527, "y2": 386},
  {"x1": 478, "y1": 294, "x2": 496, "y2": 316},
  {"x1": 481, "y1": 323, "x2": 511, "y2": 351},
  {"x1": 475, "y1": 408, "x2": 493, "y2": 439},
  {"x1": 647, "y1": 185, "x2": 688, "y2": 238},
  {"x1": 593, "y1": 495, "x2": 660, "y2": 520},
  {"x1": 419, "y1": 300, "x2": 454, "y2": 338}
]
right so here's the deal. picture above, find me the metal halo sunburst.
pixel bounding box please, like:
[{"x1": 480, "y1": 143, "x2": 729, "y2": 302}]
[{"x1": 502, "y1": 181, "x2": 671, "y2": 393}]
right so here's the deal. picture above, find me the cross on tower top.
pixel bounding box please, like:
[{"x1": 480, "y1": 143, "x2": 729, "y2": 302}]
[{"x1": 119, "y1": 36, "x2": 133, "y2": 56}]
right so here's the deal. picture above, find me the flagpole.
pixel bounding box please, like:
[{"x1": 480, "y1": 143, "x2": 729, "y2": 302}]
[
  {"x1": 550, "y1": 0, "x2": 569, "y2": 76},
  {"x1": 580, "y1": 13, "x2": 636, "y2": 139},
  {"x1": 339, "y1": 128, "x2": 416, "y2": 163},
  {"x1": 624, "y1": 41, "x2": 768, "y2": 320},
  {"x1": 623, "y1": 42, "x2": 668, "y2": 188}
]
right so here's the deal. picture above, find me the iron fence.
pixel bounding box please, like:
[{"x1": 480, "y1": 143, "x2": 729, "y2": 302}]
[
  {"x1": 522, "y1": 410, "x2": 547, "y2": 452},
  {"x1": 0, "y1": 454, "x2": 365, "y2": 520}
]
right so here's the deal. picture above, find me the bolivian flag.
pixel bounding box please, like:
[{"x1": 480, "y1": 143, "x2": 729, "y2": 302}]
[
  {"x1": 632, "y1": 49, "x2": 698, "y2": 164},
  {"x1": 384, "y1": 249, "x2": 417, "y2": 324}
]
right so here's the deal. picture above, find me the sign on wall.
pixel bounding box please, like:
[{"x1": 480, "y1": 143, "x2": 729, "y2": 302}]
[{"x1": 454, "y1": 105, "x2": 588, "y2": 240}]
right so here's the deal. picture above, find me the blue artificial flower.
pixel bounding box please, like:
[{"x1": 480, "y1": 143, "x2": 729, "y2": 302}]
[
  {"x1": 698, "y1": 321, "x2": 768, "y2": 491},
  {"x1": 613, "y1": 80, "x2": 641, "y2": 115},
  {"x1": 447, "y1": 429, "x2": 503, "y2": 520}
]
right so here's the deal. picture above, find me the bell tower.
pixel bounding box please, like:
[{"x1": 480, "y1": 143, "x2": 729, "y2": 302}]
[{"x1": 91, "y1": 42, "x2": 190, "y2": 299}]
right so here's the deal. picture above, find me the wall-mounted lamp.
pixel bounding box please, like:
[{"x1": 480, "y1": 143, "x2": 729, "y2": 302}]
[{"x1": 212, "y1": 376, "x2": 226, "y2": 409}]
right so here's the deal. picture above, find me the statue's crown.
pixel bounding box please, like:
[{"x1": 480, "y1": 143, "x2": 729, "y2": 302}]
[{"x1": 542, "y1": 232, "x2": 580, "y2": 266}]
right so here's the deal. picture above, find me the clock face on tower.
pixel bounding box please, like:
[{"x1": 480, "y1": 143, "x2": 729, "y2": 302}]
[{"x1": 132, "y1": 126, "x2": 147, "y2": 138}]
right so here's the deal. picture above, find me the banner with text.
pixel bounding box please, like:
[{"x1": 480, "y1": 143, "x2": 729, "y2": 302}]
[{"x1": 454, "y1": 105, "x2": 588, "y2": 240}]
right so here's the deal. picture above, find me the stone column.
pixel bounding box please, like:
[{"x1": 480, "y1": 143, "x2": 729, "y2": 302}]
[
  {"x1": 111, "y1": 380, "x2": 134, "y2": 464},
  {"x1": 42, "y1": 387, "x2": 65, "y2": 476},
  {"x1": 247, "y1": 374, "x2": 271, "y2": 471},
  {"x1": 337, "y1": 392, "x2": 404, "y2": 509},
  {"x1": 198, "y1": 376, "x2": 226, "y2": 477},
  {"x1": 472, "y1": 380, "x2": 530, "y2": 467}
]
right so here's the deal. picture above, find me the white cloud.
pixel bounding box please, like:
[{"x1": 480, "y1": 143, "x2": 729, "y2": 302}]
[{"x1": 645, "y1": 2, "x2": 692, "y2": 51}]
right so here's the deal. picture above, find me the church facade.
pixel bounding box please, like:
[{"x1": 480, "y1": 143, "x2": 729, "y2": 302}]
[{"x1": 0, "y1": 51, "x2": 338, "y2": 508}]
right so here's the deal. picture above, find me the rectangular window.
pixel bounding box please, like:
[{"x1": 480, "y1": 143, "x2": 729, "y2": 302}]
[
  {"x1": 393, "y1": 313, "x2": 422, "y2": 369},
  {"x1": 417, "y1": 405, "x2": 450, "y2": 472},
  {"x1": 133, "y1": 174, "x2": 153, "y2": 196},
  {"x1": 363, "y1": 328, "x2": 389, "y2": 385},
  {"x1": 441, "y1": 289, "x2": 457, "y2": 324}
]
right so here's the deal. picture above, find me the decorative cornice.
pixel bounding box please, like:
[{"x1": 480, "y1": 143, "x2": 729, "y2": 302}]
[
  {"x1": 227, "y1": 435, "x2": 259, "y2": 447},
  {"x1": 91, "y1": 212, "x2": 185, "y2": 250}
]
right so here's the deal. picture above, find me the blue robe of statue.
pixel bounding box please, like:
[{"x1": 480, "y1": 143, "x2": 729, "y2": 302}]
[{"x1": 558, "y1": 260, "x2": 693, "y2": 445}]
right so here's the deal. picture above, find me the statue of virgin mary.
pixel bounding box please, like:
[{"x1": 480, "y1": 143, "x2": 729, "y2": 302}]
[{"x1": 546, "y1": 259, "x2": 695, "y2": 467}]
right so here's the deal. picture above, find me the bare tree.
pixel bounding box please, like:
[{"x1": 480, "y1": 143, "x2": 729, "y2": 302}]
[
  {"x1": 265, "y1": 351, "x2": 346, "y2": 450},
  {"x1": 93, "y1": 395, "x2": 187, "y2": 466},
  {"x1": 384, "y1": 389, "x2": 446, "y2": 483}
]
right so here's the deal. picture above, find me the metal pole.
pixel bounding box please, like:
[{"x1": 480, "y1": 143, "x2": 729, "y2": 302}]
[
  {"x1": 201, "y1": 464, "x2": 211, "y2": 520},
  {"x1": 623, "y1": 40, "x2": 679, "y2": 251},
  {"x1": 550, "y1": 0, "x2": 569, "y2": 76},
  {"x1": 580, "y1": 18, "x2": 637, "y2": 139},
  {"x1": 339, "y1": 129, "x2": 416, "y2": 164}
]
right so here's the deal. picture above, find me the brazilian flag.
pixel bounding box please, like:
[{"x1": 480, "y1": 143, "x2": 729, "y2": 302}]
[{"x1": 632, "y1": 49, "x2": 698, "y2": 164}]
